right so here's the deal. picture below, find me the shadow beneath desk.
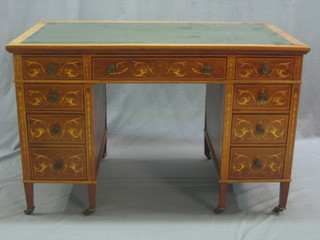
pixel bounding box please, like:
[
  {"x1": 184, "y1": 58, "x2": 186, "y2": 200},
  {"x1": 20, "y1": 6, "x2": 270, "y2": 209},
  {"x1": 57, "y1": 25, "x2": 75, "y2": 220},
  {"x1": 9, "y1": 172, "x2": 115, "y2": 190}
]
[{"x1": 66, "y1": 155, "x2": 239, "y2": 221}]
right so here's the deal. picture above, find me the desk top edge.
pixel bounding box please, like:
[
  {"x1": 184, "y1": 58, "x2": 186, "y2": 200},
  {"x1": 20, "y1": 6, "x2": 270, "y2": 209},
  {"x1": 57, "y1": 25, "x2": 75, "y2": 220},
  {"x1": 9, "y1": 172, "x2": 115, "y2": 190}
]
[{"x1": 6, "y1": 21, "x2": 311, "y2": 54}]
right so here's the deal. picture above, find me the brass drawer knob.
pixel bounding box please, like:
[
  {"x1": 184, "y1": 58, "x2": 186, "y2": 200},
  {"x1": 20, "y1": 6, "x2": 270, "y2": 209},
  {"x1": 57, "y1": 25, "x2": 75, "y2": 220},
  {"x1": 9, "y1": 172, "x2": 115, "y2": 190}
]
[
  {"x1": 47, "y1": 62, "x2": 56, "y2": 74},
  {"x1": 51, "y1": 124, "x2": 60, "y2": 134},
  {"x1": 260, "y1": 62, "x2": 270, "y2": 74},
  {"x1": 107, "y1": 65, "x2": 116, "y2": 73},
  {"x1": 53, "y1": 160, "x2": 63, "y2": 170},
  {"x1": 203, "y1": 65, "x2": 212, "y2": 74},
  {"x1": 256, "y1": 124, "x2": 265, "y2": 134},
  {"x1": 48, "y1": 88, "x2": 58, "y2": 102},
  {"x1": 253, "y1": 159, "x2": 263, "y2": 169}
]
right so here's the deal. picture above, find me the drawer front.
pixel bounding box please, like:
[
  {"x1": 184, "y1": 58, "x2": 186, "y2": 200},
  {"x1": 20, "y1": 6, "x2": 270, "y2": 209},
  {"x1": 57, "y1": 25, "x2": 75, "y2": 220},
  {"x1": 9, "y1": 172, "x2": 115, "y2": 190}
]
[
  {"x1": 229, "y1": 147, "x2": 285, "y2": 179},
  {"x1": 234, "y1": 85, "x2": 291, "y2": 110},
  {"x1": 232, "y1": 114, "x2": 289, "y2": 144},
  {"x1": 27, "y1": 114, "x2": 85, "y2": 144},
  {"x1": 235, "y1": 58, "x2": 294, "y2": 80},
  {"x1": 92, "y1": 57, "x2": 226, "y2": 80},
  {"x1": 30, "y1": 147, "x2": 86, "y2": 180},
  {"x1": 22, "y1": 57, "x2": 83, "y2": 80},
  {"x1": 25, "y1": 84, "x2": 84, "y2": 111}
]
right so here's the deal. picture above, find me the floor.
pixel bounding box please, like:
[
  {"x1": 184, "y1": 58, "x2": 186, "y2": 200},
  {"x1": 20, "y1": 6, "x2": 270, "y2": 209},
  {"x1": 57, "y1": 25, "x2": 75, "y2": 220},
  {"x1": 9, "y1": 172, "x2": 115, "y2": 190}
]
[{"x1": 0, "y1": 136, "x2": 319, "y2": 240}]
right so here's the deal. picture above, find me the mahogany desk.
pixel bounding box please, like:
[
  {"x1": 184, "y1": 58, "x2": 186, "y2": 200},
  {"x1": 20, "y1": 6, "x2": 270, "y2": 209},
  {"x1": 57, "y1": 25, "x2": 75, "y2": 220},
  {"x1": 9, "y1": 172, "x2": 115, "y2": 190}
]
[{"x1": 6, "y1": 21, "x2": 310, "y2": 215}]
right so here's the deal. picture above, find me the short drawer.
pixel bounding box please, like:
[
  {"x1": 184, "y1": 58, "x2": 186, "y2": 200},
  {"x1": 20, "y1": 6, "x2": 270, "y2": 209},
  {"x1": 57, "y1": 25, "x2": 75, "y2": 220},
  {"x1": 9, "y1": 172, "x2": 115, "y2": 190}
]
[
  {"x1": 233, "y1": 85, "x2": 291, "y2": 110},
  {"x1": 22, "y1": 56, "x2": 83, "y2": 80},
  {"x1": 27, "y1": 114, "x2": 85, "y2": 144},
  {"x1": 229, "y1": 147, "x2": 285, "y2": 179},
  {"x1": 30, "y1": 147, "x2": 86, "y2": 180},
  {"x1": 235, "y1": 57, "x2": 294, "y2": 80},
  {"x1": 25, "y1": 84, "x2": 84, "y2": 111},
  {"x1": 92, "y1": 57, "x2": 226, "y2": 80},
  {"x1": 232, "y1": 114, "x2": 289, "y2": 144}
]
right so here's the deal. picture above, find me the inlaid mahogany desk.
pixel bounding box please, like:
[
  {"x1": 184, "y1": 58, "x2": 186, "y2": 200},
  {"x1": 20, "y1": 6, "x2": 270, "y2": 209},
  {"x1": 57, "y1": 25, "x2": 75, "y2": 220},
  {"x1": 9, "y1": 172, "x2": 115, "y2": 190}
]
[{"x1": 6, "y1": 21, "x2": 310, "y2": 215}]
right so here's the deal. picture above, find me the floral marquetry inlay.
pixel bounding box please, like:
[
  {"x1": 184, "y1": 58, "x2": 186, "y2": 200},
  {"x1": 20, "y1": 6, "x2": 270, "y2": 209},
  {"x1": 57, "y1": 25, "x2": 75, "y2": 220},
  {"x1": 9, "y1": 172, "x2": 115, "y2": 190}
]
[
  {"x1": 236, "y1": 89, "x2": 288, "y2": 106},
  {"x1": 30, "y1": 148, "x2": 86, "y2": 180},
  {"x1": 232, "y1": 115, "x2": 288, "y2": 143},
  {"x1": 27, "y1": 115, "x2": 85, "y2": 143},
  {"x1": 25, "y1": 84, "x2": 84, "y2": 110},
  {"x1": 22, "y1": 57, "x2": 83, "y2": 79},
  {"x1": 234, "y1": 85, "x2": 291, "y2": 110},
  {"x1": 92, "y1": 58, "x2": 226, "y2": 80},
  {"x1": 236, "y1": 58, "x2": 294, "y2": 79},
  {"x1": 27, "y1": 90, "x2": 80, "y2": 106},
  {"x1": 229, "y1": 148, "x2": 285, "y2": 179}
]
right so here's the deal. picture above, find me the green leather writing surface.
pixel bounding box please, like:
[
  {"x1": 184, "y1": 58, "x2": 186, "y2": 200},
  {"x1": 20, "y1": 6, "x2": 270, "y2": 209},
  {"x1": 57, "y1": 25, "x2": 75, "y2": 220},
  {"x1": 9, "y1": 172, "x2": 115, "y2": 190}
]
[{"x1": 22, "y1": 22, "x2": 294, "y2": 45}]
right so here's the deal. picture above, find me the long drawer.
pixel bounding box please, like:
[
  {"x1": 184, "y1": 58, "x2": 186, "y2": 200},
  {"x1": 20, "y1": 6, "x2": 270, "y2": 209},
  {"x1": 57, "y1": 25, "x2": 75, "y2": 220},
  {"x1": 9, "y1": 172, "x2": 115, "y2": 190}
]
[{"x1": 92, "y1": 57, "x2": 226, "y2": 80}]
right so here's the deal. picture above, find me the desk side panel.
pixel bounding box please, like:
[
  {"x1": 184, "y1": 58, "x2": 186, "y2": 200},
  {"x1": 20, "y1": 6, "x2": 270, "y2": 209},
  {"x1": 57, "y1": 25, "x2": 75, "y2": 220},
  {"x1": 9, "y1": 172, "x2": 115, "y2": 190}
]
[
  {"x1": 93, "y1": 84, "x2": 107, "y2": 176},
  {"x1": 205, "y1": 84, "x2": 226, "y2": 174},
  {"x1": 15, "y1": 82, "x2": 31, "y2": 180}
]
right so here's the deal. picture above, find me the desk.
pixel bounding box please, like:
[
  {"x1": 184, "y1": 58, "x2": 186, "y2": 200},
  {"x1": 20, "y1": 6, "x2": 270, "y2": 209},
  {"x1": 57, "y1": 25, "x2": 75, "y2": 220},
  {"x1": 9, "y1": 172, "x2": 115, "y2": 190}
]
[{"x1": 6, "y1": 21, "x2": 310, "y2": 215}]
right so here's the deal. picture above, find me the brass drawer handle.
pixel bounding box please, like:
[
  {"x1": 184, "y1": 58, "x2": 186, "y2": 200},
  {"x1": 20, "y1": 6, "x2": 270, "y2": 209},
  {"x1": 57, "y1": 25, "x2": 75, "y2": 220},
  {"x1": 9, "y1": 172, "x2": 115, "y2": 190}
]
[
  {"x1": 256, "y1": 118, "x2": 265, "y2": 134},
  {"x1": 260, "y1": 62, "x2": 270, "y2": 74},
  {"x1": 51, "y1": 124, "x2": 60, "y2": 134},
  {"x1": 48, "y1": 88, "x2": 58, "y2": 102},
  {"x1": 53, "y1": 160, "x2": 63, "y2": 170},
  {"x1": 253, "y1": 159, "x2": 263, "y2": 169},
  {"x1": 256, "y1": 124, "x2": 265, "y2": 134},
  {"x1": 107, "y1": 65, "x2": 116, "y2": 73},
  {"x1": 203, "y1": 65, "x2": 212, "y2": 74},
  {"x1": 258, "y1": 88, "x2": 268, "y2": 102},
  {"x1": 47, "y1": 62, "x2": 56, "y2": 74}
]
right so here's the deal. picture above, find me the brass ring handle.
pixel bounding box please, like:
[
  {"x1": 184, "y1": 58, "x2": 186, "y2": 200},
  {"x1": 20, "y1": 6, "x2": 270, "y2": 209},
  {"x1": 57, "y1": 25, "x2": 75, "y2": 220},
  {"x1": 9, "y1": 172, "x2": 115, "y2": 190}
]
[
  {"x1": 260, "y1": 62, "x2": 270, "y2": 74},
  {"x1": 203, "y1": 66, "x2": 212, "y2": 74},
  {"x1": 107, "y1": 65, "x2": 116, "y2": 73},
  {"x1": 253, "y1": 159, "x2": 263, "y2": 169},
  {"x1": 51, "y1": 125, "x2": 60, "y2": 134},
  {"x1": 53, "y1": 160, "x2": 63, "y2": 170},
  {"x1": 47, "y1": 62, "x2": 56, "y2": 74},
  {"x1": 48, "y1": 88, "x2": 58, "y2": 102}
]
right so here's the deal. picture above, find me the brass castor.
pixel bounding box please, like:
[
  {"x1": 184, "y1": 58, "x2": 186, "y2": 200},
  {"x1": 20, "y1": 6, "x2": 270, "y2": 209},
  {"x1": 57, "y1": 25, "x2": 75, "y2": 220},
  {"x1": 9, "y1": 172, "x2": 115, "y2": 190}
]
[
  {"x1": 205, "y1": 152, "x2": 211, "y2": 160},
  {"x1": 213, "y1": 207, "x2": 225, "y2": 214},
  {"x1": 83, "y1": 208, "x2": 96, "y2": 216},
  {"x1": 272, "y1": 205, "x2": 286, "y2": 213},
  {"x1": 24, "y1": 207, "x2": 35, "y2": 215}
]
